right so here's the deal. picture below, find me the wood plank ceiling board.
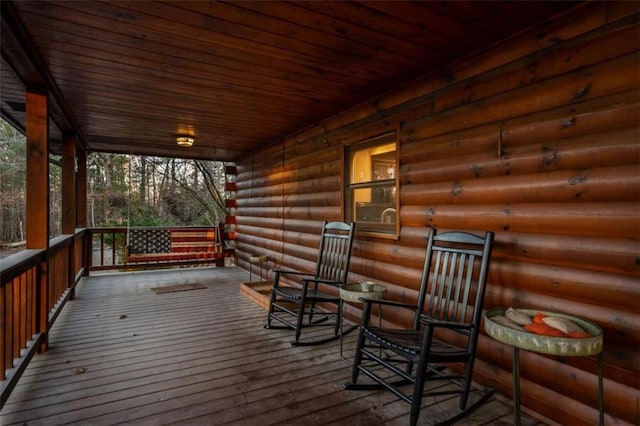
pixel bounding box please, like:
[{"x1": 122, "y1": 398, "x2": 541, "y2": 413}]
[
  {"x1": 2, "y1": 1, "x2": 579, "y2": 161},
  {"x1": 0, "y1": 60, "x2": 26, "y2": 131}
]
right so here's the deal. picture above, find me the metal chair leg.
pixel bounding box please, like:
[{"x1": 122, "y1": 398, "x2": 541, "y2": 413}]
[{"x1": 513, "y1": 347, "x2": 521, "y2": 426}]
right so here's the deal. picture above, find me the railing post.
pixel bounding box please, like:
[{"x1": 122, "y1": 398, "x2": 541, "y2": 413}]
[
  {"x1": 36, "y1": 259, "x2": 48, "y2": 353},
  {"x1": 68, "y1": 240, "x2": 75, "y2": 300},
  {"x1": 85, "y1": 230, "x2": 92, "y2": 273},
  {"x1": 1, "y1": 281, "x2": 11, "y2": 380}
]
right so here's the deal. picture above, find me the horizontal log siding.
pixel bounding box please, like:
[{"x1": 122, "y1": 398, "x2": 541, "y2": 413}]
[{"x1": 235, "y1": 3, "x2": 639, "y2": 425}]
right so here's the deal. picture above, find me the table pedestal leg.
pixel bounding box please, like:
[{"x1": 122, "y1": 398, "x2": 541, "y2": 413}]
[
  {"x1": 598, "y1": 352, "x2": 604, "y2": 426},
  {"x1": 513, "y1": 346, "x2": 521, "y2": 426},
  {"x1": 510, "y1": 347, "x2": 603, "y2": 426}
]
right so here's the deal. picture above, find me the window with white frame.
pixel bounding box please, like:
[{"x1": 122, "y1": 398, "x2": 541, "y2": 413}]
[{"x1": 345, "y1": 132, "x2": 397, "y2": 236}]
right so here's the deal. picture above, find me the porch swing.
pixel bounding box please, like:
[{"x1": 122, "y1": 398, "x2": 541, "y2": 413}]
[{"x1": 123, "y1": 155, "x2": 225, "y2": 267}]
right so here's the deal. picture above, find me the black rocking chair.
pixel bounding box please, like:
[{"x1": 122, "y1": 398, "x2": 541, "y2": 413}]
[
  {"x1": 265, "y1": 221, "x2": 355, "y2": 346},
  {"x1": 344, "y1": 228, "x2": 494, "y2": 426}
]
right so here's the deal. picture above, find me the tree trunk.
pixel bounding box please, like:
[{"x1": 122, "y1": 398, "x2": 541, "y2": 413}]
[{"x1": 139, "y1": 155, "x2": 146, "y2": 205}]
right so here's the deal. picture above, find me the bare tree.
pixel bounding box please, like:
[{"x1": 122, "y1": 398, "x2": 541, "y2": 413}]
[
  {"x1": 0, "y1": 120, "x2": 26, "y2": 245},
  {"x1": 1, "y1": 139, "x2": 229, "y2": 249}
]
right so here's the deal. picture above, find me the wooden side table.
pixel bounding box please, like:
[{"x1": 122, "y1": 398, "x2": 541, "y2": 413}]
[
  {"x1": 484, "y1": 308, "x2": 604, "y2": 426},
  {"x1": 339, "y1": 282, "x2": 386, "y2": 360}
]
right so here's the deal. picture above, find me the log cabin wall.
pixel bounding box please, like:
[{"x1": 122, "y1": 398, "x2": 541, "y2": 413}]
[{"x1": 234, "y1": 3, "x2": 639, "y2": 425}]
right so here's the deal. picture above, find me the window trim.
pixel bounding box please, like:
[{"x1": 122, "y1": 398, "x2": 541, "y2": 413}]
[{"x1": 345, "y1": 131, "x2": 399, "y2": 239}]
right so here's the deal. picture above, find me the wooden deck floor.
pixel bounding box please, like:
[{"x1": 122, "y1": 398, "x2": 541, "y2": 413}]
[{"x1": 1, "y1": 267, "x2": 545, "y2": 425}]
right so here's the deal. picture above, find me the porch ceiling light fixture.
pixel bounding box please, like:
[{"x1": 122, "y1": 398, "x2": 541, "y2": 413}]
[{"x1": 176, "y1": 135, "x2": 195, "y2": 147}]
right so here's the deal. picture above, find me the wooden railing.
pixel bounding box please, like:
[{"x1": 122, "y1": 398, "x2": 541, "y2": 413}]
[
  {"x1": 88, "y1": 226, "x2": 128, "y2": 271},
  {"x1": 1, "y1": 225, "x2": 226, "y2": 408},
  {"x1": 0, "y1": 229, "x2": 87, "y2": 407},
  {"x1": 88, "y1": 225, "x2": 226, "y2": 272}
]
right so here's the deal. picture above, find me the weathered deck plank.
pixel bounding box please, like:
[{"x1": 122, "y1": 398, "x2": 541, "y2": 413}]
[{"x1": 1, "y1": 267, "x2": 544, "y2": 425}]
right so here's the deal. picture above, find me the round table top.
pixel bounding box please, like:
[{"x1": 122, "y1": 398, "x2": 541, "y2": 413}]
[
  {"x1": 484, "y1": 307, "x2": 603, "y2": 357},
  {"x1": 340, "y1": 282, "x2": 386, "y2": 303}
]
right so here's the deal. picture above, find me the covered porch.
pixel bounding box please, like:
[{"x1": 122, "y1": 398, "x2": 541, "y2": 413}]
[
  {"x1": 1, "y1": 267, "x2": 538, "y2": 425},
  {"x1": 1, "y1": 1, "x2": 638, "y2": 424}
]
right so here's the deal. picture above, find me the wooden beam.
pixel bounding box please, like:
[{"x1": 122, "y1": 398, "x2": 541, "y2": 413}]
[
  {"x1": 0, "y1": 2, "x2": 44, "y2": 88},
  {"x1": 25, "y1": 89, "x2": 49, "y2": 249},
  {"x1": 0, "y1": 1, "x2": 87, "y2": 149}
]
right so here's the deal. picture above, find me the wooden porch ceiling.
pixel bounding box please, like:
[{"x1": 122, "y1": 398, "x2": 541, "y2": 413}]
[{"x1": 1, "y1": 1, "x2": 578, "y2": 162}]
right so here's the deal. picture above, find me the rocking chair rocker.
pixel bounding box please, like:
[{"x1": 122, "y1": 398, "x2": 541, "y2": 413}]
[
  {"x1": 344, "y1": 228, "x2": 494, "y2": 426},
  {"x1": 265, "y1": 221, "x2": 355, "y2": 346}
]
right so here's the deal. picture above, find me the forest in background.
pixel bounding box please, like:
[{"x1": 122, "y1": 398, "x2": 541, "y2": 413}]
[{"x1": 0, "y1": 119, "x2": 228, "y2": 248}]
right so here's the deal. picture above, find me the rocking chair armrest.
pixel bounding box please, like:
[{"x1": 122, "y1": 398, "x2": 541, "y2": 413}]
[
  {"x1": 419, "y1": 317, "x2": 474, "y2": 331},
  {"x1": 360, "y1": 299, "x2": 417, "y2": 310},
  {"x1": 359, "y1": 299, "x2": 418, "y2": 326},
  {"x1": 302, "y1": 277, "x2": 341, "y2": 286},
  {"x1": 273, "y1": 270, "x2": 338, "y2": 283},
  {"x1": 272, "y1": 269, "x2": 310, "y2": 286},
  {"x1": 273, "y1": 268, "x2": 309, "y2": 277}
]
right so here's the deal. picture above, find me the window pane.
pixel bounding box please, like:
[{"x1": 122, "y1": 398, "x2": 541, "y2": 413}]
[
  {"x1": 346, "y1": 134, "x2": 397, "y2": 236},
  {"x1": 350, "y1": 142, "x2": 395, "y2": 184},
  {"x1": 353, "y1": 184, "x2": 396, "y2": 223}
]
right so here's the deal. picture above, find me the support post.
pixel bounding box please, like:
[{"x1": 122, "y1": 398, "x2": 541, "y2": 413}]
[
  {"x1": 26, "y1": 89, "x2": 49, "y2": 352},
  {"x1": 62, "y1": 133, "x2": 77, "y2": 297},
  {"x1": 61, "y1": 133, "x2": 76, "y2": 234},
  {"x1": 26, "y1": 89, "x2": 49, "y2": 249},
  {"x1": 76, "y1": 148, "x2": 87, "y2": 228},
  {"x1": 76, "y1": 148, "x2": 89, "y2": 276}
]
